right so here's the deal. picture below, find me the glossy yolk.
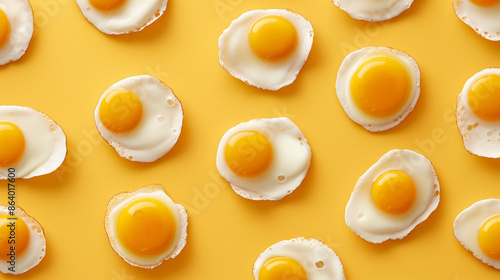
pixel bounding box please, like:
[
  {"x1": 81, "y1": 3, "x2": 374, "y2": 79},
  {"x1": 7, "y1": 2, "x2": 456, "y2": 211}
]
[
  {"x1": 259, "y1": 257, "x2": 308, "y2": 280},
  {"x1": 117, "y1": 198, "x2": 176, "y2": 256},
  {"x1": 224, "y1": 131, "x2": 273, "y2": 177},
  {"x1": 351, "y1": 56, "x2": 411, "y2": 117},
  {"x1": 99, "y1": 88, "x2": 143, "y2": 133},
  {"x1": 0, "y1": 122, "x2": 25, "y2": 167},
  {"x1": 88, "y1": 0, "x2": 126, "y2": 11},
  {"x1": 0, "y1": 215, "x2": 30, "y2": 260},
  {"x1": 372, "y1": 170, "x2": 416, "y2": 215},
  {"x1": 468, "y1": 74, "x2": 500, "y2": 121},
  {"x1": 0, "y1": 9, "x2": 9, "y2": 48},
  {"x1": 249, "y1": 15, "x2": 298, "y2": 62},
  {"x1": 470, "y1": 0, "x2": 500, "y2": 7},
  {"x1": 479, "y1": 215, "x2": 500, "y2": 260}
]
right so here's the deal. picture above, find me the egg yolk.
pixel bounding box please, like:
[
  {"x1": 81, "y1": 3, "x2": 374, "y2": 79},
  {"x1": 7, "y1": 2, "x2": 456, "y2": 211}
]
[
  {"x1": 224, "y1": 131, "x2": 273, "y2": 177},
  {"x1": 0, "y1": 8, "x2": 9, "y2": 48},
  {"x1": 470, "y1": 0, "x2": 500, "y2": 7},
  {"x1": 478, "y1": 215, "x2": 500, "y2": 260},
  {"x1": 0, "y1": 215, "x2": 30, "y2": 260},
  {"x1": 259, "y1": 257, "x2": 308, "y2": 280},
  {"x1": 468, "y1": 74, "x2": 500, "y2": 121},
  {"x1": 372, "y1": 170, "x2": 416, "y2": 215},
  {"x1": 351, "y1": 56, "x2": 411, "y2": 117},
  {"x1": 117, "y1": 198, "x2": 176, "y2": 256},
  {"x1": 249, "y1": 15, "x2": 298, "y2": 62},
  {"x1": 89, "y1": 0, "x2": 126, "y2": 11},
  {"x1": 99, "y1": 88, "x2": 143, "y2": 133},
  {"x1": 0, "y1": 122, "x2": 25, "y2": 167}
]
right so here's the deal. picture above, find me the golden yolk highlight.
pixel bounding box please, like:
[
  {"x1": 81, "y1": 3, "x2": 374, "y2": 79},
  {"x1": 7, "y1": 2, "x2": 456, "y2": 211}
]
[
  {"x1": 479, "y1": 215, "x2": 500, "y2": 260},
  {"x1": 351, "y1": 56, "x2": 411, "y2": 117},
  {"x1": 470, "y1": 0, "x2": 500, "y2": 7},
  {"x1": 259, "y1": 257, "x2": 308, "y2": 280},
  {"x1": 249, "y1": 15, "x2": 298, "y2": 62},
  {"x1": 372, "y1": 170, "x2": 416, "y2": 215},
  {"x1": 0, "y1": 9, "x2": 9, "y2": 48},
  {"x1": 0, "y1": 215, "x2": 30, "y2": 260},
  {"x1": 88, "y1": 0, "x2": 126, "y2": 11},
  {"x1": 224, "y1": 131, "x2": 273, "y2": 177},
  {"x1": 117, "y1": 198, "x2": 176, "y2": 256},
  {"x1": 468, "y1": 74, "x2": 500, "y2": 121},
  {"x1": 0, "y1": 122, "x2": 25, "y2": 167},
  {"x1": 99, "y1": 88, "x2": 143, "y2": 133}
]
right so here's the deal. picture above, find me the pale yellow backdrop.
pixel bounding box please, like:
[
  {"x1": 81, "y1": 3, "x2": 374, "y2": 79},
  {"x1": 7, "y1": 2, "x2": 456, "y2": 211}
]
[{"x1": 2, "y1": 0, "x2": 500, "y2": 279}]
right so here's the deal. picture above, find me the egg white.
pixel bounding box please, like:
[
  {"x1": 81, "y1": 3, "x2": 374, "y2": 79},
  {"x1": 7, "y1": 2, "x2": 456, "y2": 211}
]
[
  {"x1": 75, "y1": 0, "x2": 168, "y2": 35},
  {"x1": 0, "y1": 0, "x2": 33, "y2": 65},
  {"x1": 216, "y1": 117, "x2": 311, "y2": 201},
  {"x1": 345, "y1": 149, "x2": 440, "y2": 243},
  {"x1": 0, "y1": 106, "x2": 67, "y2": 180},
  {"x1": 253, "y1": 237, "x2": 346, "y2": 280},
  {"x1": 456, "y1": 68, "x2": 500, "y2": 158},
  {"x1": 104, "y1": 185, "x2": 188, "y2": 269},
  {"x1": 0, "y1": 206, "x2": 46, "y2": 275},
  {"x1": 94, "y1": 75, "x2": 183, "y2": 162},
  {"x1": 218, "y1": 9, "x2": 314, "y2": 91},
  {"x1": 336, "y1": 46, "x2": 420, "y2": 132},
  {"x1": 333, "y1": 0, "x2": 414, "y2": 22},
  {"x1": 454, "y1": 0, "x2": 500, "y2": 41},
  {"x1": 454, "y1": 199, "x2": 500, "y2": 270}
]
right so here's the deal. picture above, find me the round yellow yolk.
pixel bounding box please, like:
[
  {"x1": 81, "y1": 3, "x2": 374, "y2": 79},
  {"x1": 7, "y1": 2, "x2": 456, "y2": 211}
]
[
  {"x1": 351, "y1": 56, "x2": 411, "y2": 117},
  {"x1": 372, "y1": 170, "x2": 416, "y2": 215},
  {"x1": 479, "y1": 215, "x2": 500, "y2": 260},
  {"x1": 88, "y1": 0, "x2": 126, "y2": 11},
  {"x1": 259, "y1": 257, "x2": 308, "y2": 280},
  {"x1": 99, "y1": 89, "x2": 143, "y2": 133},
  {"x1": 0, "y1": 122, "x2": 25, "y2": 167},
  {"x1": 0, "y1": 215, "x2": 30, "y2": 260},
  {"x1": 249, "y1": 15, "x2": 298, "y2": 62},
  {"x1": 468, "y1": 74, "x2": 500, "y2": 121},
  {"x1": 470, "y1": 0, "x2": 500, "y2": 7},
  {"x1": 0, "y1": 9, "x2": 9, "y2": 48},
  {"x1": 224, "y1": 131, "x2": 273, "y2": 177},
  {"x1": 117, "y1": 198, "x2": 176, "y2": 256}
]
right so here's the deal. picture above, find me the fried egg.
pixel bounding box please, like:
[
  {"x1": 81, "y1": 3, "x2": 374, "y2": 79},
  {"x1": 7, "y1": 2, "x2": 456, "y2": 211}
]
[
  {"x1": 104, "y1": 185, "x2": 188, "y2": 269},
  {"x1": 454, "y1": 0, "x2": 500, "y2": 41},
  {"x1": 0, "y1": 206, "x2": 46, "y2": 275},
  {"x1": 75, "y1": 0, "x2": 168, "y2": 35},
  {"x1": 218, "y1": 9, "x2": 314, "y2": 91},
  {"x1": 94, "y1": 75, "x2": 183, "y2": 162},
  {"x1": 0, "y1": 0, "x2": 33, "y2": 65},
  {"x1": 333, "y1": 0, "x2": 414, "y2": 22},
  {"x1": 345, "y1": 149, "x2": 440, "y2": 243},
  {"x1": 216, "y1": 117, "x2": 311, "y2": 201},
  {"x1": 336, "y1": 46, "x2": 420, "y2": 132},
  {"x1": 253, "y1": 237, "x2": 346, "y2": 280},
  {"x1": 454, "y1": 199, "x2": 500, "y2": 269},
  {"x1": 0, "y1": 106, "x2": 67, "y2": 180},
  {"x1": 456, "y1": 68, "x2": 500, "y2": 158}
]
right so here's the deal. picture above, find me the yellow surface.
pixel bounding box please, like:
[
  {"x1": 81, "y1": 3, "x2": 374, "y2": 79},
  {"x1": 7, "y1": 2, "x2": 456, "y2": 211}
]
[{"x1": 1, "y1": 0, "x2": 500, "y2": 279}]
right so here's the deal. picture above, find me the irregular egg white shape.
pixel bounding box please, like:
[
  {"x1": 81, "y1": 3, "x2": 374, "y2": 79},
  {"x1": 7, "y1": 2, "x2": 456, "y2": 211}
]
[
  {"x1": 454, "y1": 0, "x2": 500, "y2": 41},
  {"x1": 0, "y1": 0, "x2": 33, "y2": 65},
  {"x1": 333, "y1": 0, "x2": 414, "y2": 22}
]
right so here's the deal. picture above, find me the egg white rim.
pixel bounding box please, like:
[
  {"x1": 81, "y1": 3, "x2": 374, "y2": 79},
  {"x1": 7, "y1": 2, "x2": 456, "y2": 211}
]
[
  {"x1": 104, "y1": 185, "x2": 188, "y2": 269},
  {"x1": 0, "y1": 0, "x2": 33, "y2": 65},
  {"x1": 336, "y1": 46, "x2": 420, "y2": 132},
  {"x1": 252, "y1": 237, "x2": 346, "y2": 280},
  {"x1": 216, "y1": 117, "x2": 312, "y2": 201},
  {"x1": 453, "y1": 198, "x2": 500, "y2": 270},
  {"x1": 454, "y1": 0, "x2": 500, "y2": 41},
  {"x1": 455, "y1": 68, "x2": 500, "y2": 158},
  {"x1": 345, "y1": 149, "x2": 440, "y2": 243},
  {"x1": 218, "y1": 9, "x2": 314, "y2": 91},
  {"x1": 0, "y1": 206, "x2": 46, "y2": 275},
  {"x1": 332, "y1": 0, "x2": 414, "y2": 22}
]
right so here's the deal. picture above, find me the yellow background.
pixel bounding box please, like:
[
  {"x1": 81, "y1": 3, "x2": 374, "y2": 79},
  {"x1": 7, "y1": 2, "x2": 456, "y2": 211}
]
[{"x1": 2, "y1": 0, "x2": 500, "y2": 279}]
